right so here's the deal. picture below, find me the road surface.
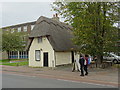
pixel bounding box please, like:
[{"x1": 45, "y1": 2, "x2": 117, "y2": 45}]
[{"x1": 2, "y1": 73, "x2": 117, "y2": 88}]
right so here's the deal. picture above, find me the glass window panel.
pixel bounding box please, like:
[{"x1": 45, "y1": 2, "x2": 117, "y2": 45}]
[
  {"x1": 23, "y1": 26, "x2": 27, "y2": 32},
  {"x1": 18, "y1": 27, "x2": 21, "y2": 32},
  {"x1": 35, "y1": 50, "x2": 40, "y2": 61}
]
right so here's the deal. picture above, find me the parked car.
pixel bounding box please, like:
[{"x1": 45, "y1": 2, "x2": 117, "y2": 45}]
[{"x1": 103, "y1": 52, "x2": 120, "y2": 64}]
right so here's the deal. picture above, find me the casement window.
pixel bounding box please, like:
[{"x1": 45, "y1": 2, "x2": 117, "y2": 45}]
[
  {"x1": 9, "y1": 51, "x2": 28, "y2": 59},
  {"x1": 19, "y1": 51, "x2": 28, "y2": 59},
  {"x1": 31, "y1": 25, "x2": 35, "y2": 30},
  {"x1": 9, "y1": 51, "x2": 18, "y2": 59},
  {"x1": 18, "y1": 27, "x2": 21, "y2": 32},
  {"x1": 38, "y1": 37, "x2": 42, "y2": 43},
  {"x1": 23, "y1": 26, "x2": 27, "y2": 32},
  {"x1": 35, "y1": 50, "x2": 41, "y2": 61}
]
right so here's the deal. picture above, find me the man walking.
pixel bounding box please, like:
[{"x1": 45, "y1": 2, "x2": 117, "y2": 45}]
[
  {"x1": 79, "y1": 54, "x2": 89, "y2": 76},
  {"x1": 79, "y1": 54, "x2": 85, "y2": 76}
]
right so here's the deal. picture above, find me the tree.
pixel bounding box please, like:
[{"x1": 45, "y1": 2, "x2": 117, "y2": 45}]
[
  {"x1": 2, "y1": 29, "x2": 28, "y2": 60},
  {"x1": 52, "y1": 2, "x2": 119, "y2": 66}
]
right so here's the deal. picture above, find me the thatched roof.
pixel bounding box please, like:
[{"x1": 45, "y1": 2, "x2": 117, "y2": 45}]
[{"x1": 27, "y1": 16, "x2": 78, "y2": 51}]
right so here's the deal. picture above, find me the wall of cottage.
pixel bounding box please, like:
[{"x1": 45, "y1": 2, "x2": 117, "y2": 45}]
[
  {"x1": 29, "y1": 37, "x2": 55, "y2": 67},
  {"x1": 55, "y1": 52, "x2": 72, "y2": 66},
  {"x1": 29, "y1": 37, "x2": 79, "y2": 67},
  {"x1": 55, "y1": 51, "x2": 80, "y2": 66}
]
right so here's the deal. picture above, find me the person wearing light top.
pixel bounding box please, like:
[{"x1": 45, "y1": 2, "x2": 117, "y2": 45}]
[
  {"x1": 75, "y1": 54, "x2": 80, "y2": 72},
  {"x1": 72, "y1": 52, "x2": 80, "y2": 72}
]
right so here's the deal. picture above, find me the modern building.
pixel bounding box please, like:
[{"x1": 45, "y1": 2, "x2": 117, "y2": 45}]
[{"x1": 2, "y1": 21, "x2": 36, "y2": 59}]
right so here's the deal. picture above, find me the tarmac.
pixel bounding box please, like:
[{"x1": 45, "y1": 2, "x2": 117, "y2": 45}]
[{"x1": 1, "y1": 64, "x2": 119, "y2": 88}]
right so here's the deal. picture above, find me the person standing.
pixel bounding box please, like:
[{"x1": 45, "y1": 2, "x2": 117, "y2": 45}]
[
  {"x1": 84, "y1": 54, "x2": 89, "y2": 75},
  {"x1": 79, "y1": 54, "x2": 85, "y2": 76},
  {"x1": 72, "y1": 60, "x2": 76, "y2": 72},
  {"x1": 76, "y1": 54, "x2": 80, "y2": 72}
]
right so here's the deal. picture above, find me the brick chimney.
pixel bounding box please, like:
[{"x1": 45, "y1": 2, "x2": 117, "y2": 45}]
[{"x1": 52, "y1": 13, "x2": 59, "y2": 22}]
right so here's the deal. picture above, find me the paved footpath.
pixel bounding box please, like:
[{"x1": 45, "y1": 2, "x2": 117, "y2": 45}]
[{"x1": 1, "y1": 65, "x2": 119, "y2": 87}]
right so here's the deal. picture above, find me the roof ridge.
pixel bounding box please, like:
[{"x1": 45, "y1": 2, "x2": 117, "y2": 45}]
[
  {"x1": 28, "y1": 16, "x2": 78, "y2": 51},
  {"x1": 36, "y1": 16, "x2": 72, "y2": 30}
]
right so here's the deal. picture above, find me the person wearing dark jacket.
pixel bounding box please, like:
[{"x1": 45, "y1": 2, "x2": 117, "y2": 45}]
[
  {"x1": 79, "y1": 55, "x2": 85, "y2": 76},
  {"x1": 84, "y1": 54, "x2": 89, "y2": 75}
]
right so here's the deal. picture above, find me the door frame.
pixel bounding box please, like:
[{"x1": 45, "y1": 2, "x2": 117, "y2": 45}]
[
  {"x1": 43, "y1": 52, "x2": 48, "y2": 67},
  {"x1": 71, "y1": 51, "x2": 74, "y2": 63}
]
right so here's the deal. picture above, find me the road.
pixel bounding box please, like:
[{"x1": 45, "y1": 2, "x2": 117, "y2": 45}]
[{"x1": 2, "y1": 73, "x2": 117, "y2": 88}]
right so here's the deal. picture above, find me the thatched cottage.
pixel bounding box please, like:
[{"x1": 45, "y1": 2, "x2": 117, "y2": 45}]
[{"x1": 26, "y1": 15, "x2": 79, "y2": 67}]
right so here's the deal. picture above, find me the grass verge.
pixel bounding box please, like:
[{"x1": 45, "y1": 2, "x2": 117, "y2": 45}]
[
  {"x1": 2, "y1": 61, "x2": 28, "y2": 66},
  {"x1": 0, "y1": 59, "x2": 10, "y2": 63},
  {"x1": 0, "y1": 59, "x2": 27, "y2": 63}
]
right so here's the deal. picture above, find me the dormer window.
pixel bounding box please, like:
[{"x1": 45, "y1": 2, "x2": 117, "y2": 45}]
[{"x1": 38, "y1": 37, "x2": 42, "y2": 43}]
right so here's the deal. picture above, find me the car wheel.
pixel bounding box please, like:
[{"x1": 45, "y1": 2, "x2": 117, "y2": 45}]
[{"x1": 113, "y1": 59, "x2": 118, "y2": 64}]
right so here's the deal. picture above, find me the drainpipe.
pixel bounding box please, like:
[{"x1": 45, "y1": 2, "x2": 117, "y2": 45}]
[
  {"x1": 53, "y1": 50, "x2": 56, "y2": 67},
  {"x1": 18, "y1": 51, "x2": 20, "y2": 59}
]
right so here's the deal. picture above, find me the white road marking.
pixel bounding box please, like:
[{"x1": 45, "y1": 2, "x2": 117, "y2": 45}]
[
  {"x1": 57, "y1": 79, "x2": 117, "y2": 88},
  {"x1": 3, "y1": 73, "x2": 36, "y2": 78}
]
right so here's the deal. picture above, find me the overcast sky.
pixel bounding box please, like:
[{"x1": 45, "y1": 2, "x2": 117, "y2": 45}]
[{"x1": 1, "y1": 2, "x2": 64, "y2": 27}]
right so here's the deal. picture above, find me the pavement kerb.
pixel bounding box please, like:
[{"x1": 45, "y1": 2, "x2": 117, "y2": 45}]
[
  {"x1": 1, "y1": 65, "x2": 119, "y2": 87},
  {"x1": 2, "y1": 70, "x2": 118, "y2": 87}
]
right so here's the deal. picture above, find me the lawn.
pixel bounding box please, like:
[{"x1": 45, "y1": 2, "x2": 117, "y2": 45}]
[
  {"x1": 2, "y1": 61, "x2": 28, "y2": 66},
  {"x1": 0, "y1": 59, "x2": 27, "y2": 62},
  {"x1": 0, "y1": 59, "x2": 28, "y2": 66},
  {"x1": 0, "y1": 59, "x2": 10, "y2": 63}
]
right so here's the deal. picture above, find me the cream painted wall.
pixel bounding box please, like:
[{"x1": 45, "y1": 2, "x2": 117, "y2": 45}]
[
  {"x1": 29, "y1": 37, "x2": 78, "y2": 67},
  {"x1": 55, "y1": 52, "x2": 72, "y2": 66},
  {"x1": 29, "y1": 37, "x2": 55, "y2": 67}
]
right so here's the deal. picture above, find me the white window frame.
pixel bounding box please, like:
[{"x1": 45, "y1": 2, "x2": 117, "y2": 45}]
[
  {"x1": 18, "y1": 27, "x2": 21, "y2": 32},
  {"x1": 9, "y1": 51, "x2": 18, "y2": 59},
  {"x1": 23, "y1": 26, "x2": 27, "y2": 32},
  {"x1": 31, "y1": 25, "x2": 35, "y2": 30},
  {"x1": 35, "y1": 50, "x2": 41, "y2": 61}
]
